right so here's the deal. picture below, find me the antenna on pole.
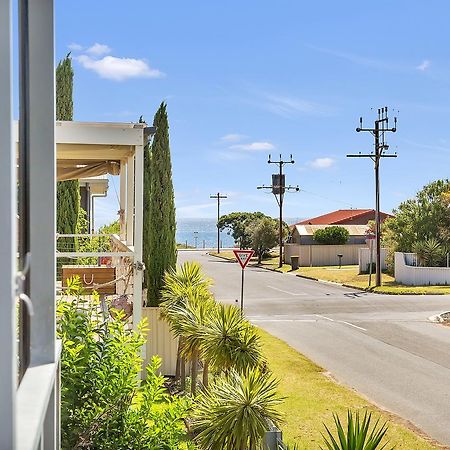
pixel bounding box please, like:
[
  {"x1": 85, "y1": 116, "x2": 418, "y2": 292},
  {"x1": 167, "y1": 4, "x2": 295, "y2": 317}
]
[
  {"x1": 347, "y1": 106, "x2": 398, "y2": 287},
  {"x1": 257, "y1": 154, "x2": 299, "y2": 268}
]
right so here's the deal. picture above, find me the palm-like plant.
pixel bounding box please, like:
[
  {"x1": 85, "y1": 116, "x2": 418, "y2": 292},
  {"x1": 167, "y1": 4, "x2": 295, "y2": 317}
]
[
  {"x1": 321, "y1": 410, "x2": 393, "y2": 450},
  {"x1": 413, "y1": 238, "x2": 445, "y2": 267},
  {"x1": 160, "y1": 261, "x2": 213, "y2": 389},
  {"x1": 168, "y1": 294, "x2": 216, "y2": 394},
  {"x1": 161, "y1": 261, "x2": 213, "y2": 310},
  {"x1": 201, "y1": 303, "x2": 264, "y2": 374},
  {"x1": 192, "y1": 368, "x2": 283, "y2": 450}
]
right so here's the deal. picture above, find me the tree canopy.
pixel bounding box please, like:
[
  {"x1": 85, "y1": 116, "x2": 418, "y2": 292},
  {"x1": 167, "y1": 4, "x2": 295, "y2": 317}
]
[
  {"x1": 218, "y1": 212, "x2": 269, "y2": 248},
  {"x1": 56, "y1": 55, "x2": 80, "y2": 255},
  {"x1": 247, "y1": 217, "x2": 283, "y2": 263},
  {"x1": 144, "y1": 102, "x2": 177, "y2": 306},
  {"x1": 383, "y1": 179, "x2": 450, "y2": 253},
  {"x1": 313, "y1": 226, "x2": 350, "y2": 245}
]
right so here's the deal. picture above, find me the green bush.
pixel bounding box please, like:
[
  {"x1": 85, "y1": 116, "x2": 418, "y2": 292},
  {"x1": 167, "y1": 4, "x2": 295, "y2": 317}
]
[
  {"x1": 57, "y1": 277, "x2": 192, "y2": 450},
  {"x1": 313, "y1": 226, "x2": 350, "y2": 245},
  {"x1": 321, "y1": 410, "x2": 393, "y2": 450}
]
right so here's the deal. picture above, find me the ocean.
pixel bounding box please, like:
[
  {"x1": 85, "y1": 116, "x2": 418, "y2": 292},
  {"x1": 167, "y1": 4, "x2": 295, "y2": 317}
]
[{"x1": 176, "y1": 217, "x2": 301, "y2": 249}]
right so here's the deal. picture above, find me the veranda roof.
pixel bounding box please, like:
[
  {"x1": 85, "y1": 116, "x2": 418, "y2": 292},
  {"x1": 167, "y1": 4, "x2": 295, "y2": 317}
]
[{"x1": 14, "y1": 120, "x2": 150, "y2": 181}]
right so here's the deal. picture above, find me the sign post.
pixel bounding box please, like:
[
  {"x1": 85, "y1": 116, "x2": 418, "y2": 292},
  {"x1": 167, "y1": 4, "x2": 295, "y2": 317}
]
[{"x1": 233, "y1": 249, "x2": 254, "y2": 314}]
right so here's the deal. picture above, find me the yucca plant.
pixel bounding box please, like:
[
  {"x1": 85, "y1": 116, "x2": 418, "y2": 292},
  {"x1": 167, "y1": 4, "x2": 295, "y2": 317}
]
[
  {"x1": 321, "y1": 410, "x2": 393, "y2": 450},
  {"x1": 168, "y1": 295, "x2": 216, "y2": 395},
  {"x1": 412, "y1": 238, "x2": 445, "y2": 267},
  {"x1": 201, "y1": 303, "x2": 264, "y2": 374},
  {"x1": 192, "y1": 368, "x2": 283, "y2": 450},
  {"x1": 160, "y1": 261, "x2": 213, "y2": 389}
]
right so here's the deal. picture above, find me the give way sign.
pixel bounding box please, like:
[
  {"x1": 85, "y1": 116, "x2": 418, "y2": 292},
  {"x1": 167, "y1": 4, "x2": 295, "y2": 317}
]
[{"x1": 233, "y1": 249, "x2": 254, "y2": 269}]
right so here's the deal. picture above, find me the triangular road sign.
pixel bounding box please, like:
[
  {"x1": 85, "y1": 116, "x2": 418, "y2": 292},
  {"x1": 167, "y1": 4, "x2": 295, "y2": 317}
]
[{"x1": 233, "y1": 249, "x2": 254, "y2": 270}]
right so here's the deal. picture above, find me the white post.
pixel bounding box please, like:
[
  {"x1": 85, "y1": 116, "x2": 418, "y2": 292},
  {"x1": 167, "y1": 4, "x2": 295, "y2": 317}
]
[
  {"x1": 0, "y1": 1, "x2": 16, "y2": 447},
  {"x1": 27, "y1": 1, "x2": 58, "y2": 448},
  {"x1": 120, "y1": 160, "x2": 127, "y2": 241},
  {"x1": 133, "y1": 143, "x2": 144, "y2": 331},
  {"x1": 126, "y1": 155, "x2": 135, "y2": 246}
]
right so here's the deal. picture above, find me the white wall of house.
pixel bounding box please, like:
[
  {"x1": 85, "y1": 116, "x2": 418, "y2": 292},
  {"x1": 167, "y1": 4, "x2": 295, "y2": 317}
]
[
  {"x1": 285, "y1": 243, "x2": 367, "y2": 266},
  {"x1": 395, "y1": 252, "x2": 450, "y2": 286},
  {"x1": 358, "y1": 247, "x2": 388, "y2": 273}
]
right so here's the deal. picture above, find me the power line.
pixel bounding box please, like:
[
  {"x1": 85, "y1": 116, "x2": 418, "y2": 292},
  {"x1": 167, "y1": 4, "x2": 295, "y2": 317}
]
[
  {"x1": 210, "y1": 192, "x2": 227, "y2": 254},
  {"x1": 347, "y1": 106, "x2": 398, "y2": 287},
  {"x1": 257, "y1": 154, "x2": 299, "y2": 268}
]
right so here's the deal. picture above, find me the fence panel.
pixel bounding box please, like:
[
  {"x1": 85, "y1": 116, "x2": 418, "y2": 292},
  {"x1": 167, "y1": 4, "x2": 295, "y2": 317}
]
[{"x1": 285, "y1": 244, "x2": 367, "y2": 266}]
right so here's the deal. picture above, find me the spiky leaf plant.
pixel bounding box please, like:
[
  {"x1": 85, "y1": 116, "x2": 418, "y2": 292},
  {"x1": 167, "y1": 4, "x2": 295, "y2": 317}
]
[
  {"x1": 321, "y1": 410, "x2": 393, "y2": 450},
  {"x1": 192, "y1": 368, "x2": 283, "y2": 450}
]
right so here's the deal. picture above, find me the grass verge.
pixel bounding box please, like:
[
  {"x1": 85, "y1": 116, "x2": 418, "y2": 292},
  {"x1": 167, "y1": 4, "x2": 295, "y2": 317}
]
[
  {"x1": 259, "y1": 329, "x2": 446, "y2": 449},
  {"x1": 296, "y1": 265, "x2": 450, "y2": 295},
  {"x1": 209, "y1": 253, "x2": 450, "y2": 294}
]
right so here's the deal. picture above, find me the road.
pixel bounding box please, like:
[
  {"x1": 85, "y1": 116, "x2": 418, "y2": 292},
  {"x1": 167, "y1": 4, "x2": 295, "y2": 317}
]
[{"x1": 178, "y1": 250, "x2": 450, "y2": 446}]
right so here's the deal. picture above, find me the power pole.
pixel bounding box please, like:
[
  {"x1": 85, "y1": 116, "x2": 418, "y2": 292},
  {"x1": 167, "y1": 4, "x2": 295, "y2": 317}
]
[
  {"x1": 210, "y1": 192, "x2": 227, "y2": 253},
  {"x1": 257, "y1": 154, "x2": 299, "y2": 268},
  {"x1": 347, "y1": 106, "x2": 397, "y2": 287}
]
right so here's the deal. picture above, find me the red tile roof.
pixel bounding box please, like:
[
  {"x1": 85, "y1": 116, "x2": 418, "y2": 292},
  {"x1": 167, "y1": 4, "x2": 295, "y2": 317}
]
[{"x1": 295, "y1": 209, "x2": 392, "y2": 225}]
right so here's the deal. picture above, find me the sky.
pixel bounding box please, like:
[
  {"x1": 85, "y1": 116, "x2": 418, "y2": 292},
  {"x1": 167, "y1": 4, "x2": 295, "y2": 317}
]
[{"x1": 48, "y1": 1, "x2": 450, "y2": 225}]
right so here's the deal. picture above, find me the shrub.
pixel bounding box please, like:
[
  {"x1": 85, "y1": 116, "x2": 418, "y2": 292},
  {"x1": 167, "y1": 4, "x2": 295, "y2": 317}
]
[
  {"x1": 412, "y1": 238, "x2": 446, "y2": 267},
  {"x1": 58, "y1": 277, "x2": 191, "y2": 450},
  {"x1": 313, "y1": 226, "x2": 350, "y2": 245},
  {"x1": 321, "y1": 410, "x2": 393, "y2": 450},
  {"x1": 192, "y1": 368, "x2": 283, "y2": 450}
]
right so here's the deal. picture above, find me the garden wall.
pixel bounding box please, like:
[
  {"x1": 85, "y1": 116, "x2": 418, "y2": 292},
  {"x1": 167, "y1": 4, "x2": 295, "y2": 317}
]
[
  {"x1": 395, "y1": 252, "x2": 450, "y2": 285},
  {"x1": 284, "y1": 243, "x2": 366, "y2": 266},
  {"x1": 142, "y1": 307, "x2": 178, "y2": 376}
]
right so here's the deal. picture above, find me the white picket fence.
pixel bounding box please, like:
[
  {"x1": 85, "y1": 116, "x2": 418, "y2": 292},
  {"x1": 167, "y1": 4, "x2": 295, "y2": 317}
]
[{"x1": 358, "y1": 247, "x2": 388, "y2": 273}]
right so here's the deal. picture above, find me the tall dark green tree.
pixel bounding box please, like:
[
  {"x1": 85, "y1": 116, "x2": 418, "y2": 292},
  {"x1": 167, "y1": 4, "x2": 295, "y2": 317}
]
[
  {"x1": 144, "y1": 102, "x2": 177, "y2": 306},
  {"x1": 56, "y1": 55, "x2": 80, "y2": 252}
]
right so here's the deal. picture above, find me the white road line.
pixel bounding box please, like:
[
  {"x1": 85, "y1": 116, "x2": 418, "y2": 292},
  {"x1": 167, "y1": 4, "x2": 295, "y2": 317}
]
[
  {"x1": 266, "y1": 285, "x2": 306, "y2": 296},
  {"x1": 315, "y1": 314, "x2": 367, "y2": 331},
  {"x1": 340, "y1": 321, "x2": 367, "y2": 331},
  {"x1": 315, "y1": 314, "x2": 335, "y2": 322},
  {"x1": 251, "y1": 319, "x2": 317, "y2": 323}
]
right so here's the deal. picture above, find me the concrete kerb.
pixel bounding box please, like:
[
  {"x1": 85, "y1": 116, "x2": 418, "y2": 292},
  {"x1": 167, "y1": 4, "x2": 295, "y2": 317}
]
[{"x1": 428, "y1": 311, "x2": 450, "y2": 323}]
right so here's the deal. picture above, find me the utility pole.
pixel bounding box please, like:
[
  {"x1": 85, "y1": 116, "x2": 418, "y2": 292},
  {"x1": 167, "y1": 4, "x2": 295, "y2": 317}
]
[
  {"x1": 258, "y1": 154, "x2": 299, "y2": 268},
  {"x1": 347, "y1": 107, "x2": 397, "y2": 287},
  {"x1": 210, "y1": 192, "x2": 227, "y2": 253}
]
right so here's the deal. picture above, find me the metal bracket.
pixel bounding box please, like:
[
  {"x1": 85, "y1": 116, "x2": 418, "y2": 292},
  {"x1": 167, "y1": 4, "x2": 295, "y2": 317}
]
[
  {"x1": 16, "y1": 252, "x2": 34, "y2": 316},
  {"x1": 133, "y1": 261, "x2": 146, "y2": 271}
]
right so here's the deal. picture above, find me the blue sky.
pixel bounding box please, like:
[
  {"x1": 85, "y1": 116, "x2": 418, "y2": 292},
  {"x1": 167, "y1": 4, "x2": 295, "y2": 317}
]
[{"x1": 51, "y1": 1, "x2": 450, "y2": 226}]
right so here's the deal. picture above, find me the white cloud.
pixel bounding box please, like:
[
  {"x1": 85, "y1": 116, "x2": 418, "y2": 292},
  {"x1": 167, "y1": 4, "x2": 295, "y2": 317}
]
[
  {"x1": 309, "y1": 157, "x2": 335, "y2": 169},
  {"x1": 220, "y1": 133, "x2": 246, "y2": 142},
  {"x1": 86, "y1": 43, "x2": 112, "y2": 56},
  {"x1": 76, "y1": 55, "x2": 164, "y2": 81},
  {"x1": 416, "y1": 59, "x2": 431, "y2": 71},
  {"x1": 262, "y1": 93, "x2": 332, "y2": 118},
  {"x1": 68, "y1": 43, "x2": 83, "y2": 51},
  {"x1": 230, "y1": 141, "x2": 275, "y2": 151},
  {"x1": 308, "y1": 45, "x2": 404, "y2": 71}
]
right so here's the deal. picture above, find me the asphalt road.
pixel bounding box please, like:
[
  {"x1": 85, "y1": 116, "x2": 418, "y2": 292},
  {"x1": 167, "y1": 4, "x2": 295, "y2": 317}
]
[{"x1": 178, "y1": 250, "x2": 450, "y2": 446}]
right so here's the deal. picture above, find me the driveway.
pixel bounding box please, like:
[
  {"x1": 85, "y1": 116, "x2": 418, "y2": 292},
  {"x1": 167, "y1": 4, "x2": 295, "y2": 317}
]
[{"x1": 178, "y1": 250, "x2": 450, "y2": 446}]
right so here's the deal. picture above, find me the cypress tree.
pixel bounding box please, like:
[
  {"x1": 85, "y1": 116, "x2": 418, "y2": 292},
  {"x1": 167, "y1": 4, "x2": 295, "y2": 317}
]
[
  {"x1": 144, "y1": 102, "x2": 177, "y2": 306},
  {"x1": 56, "y1": 55, "x2": 80, "y2": 253}
]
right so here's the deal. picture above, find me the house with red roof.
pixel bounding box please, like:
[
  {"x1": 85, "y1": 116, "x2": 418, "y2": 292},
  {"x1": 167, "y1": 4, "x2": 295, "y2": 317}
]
[{"x1": 295, "y1": 209, "x2": 393, "y2": 226}]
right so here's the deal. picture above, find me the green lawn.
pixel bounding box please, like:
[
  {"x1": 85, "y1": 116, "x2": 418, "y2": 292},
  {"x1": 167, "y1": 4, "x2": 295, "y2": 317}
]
[
  {"x1": 296, "y1": 265, "x2": 450, "y2": 295},
  {"x1": 259, "y1": 329, "x2": 444, "y2": 449}
]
